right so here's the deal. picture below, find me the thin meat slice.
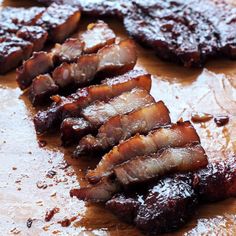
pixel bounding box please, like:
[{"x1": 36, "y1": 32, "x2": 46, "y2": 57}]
[
  {"x1": 114, "y1": 145, "x2": 208, "y2": 185},
  {"x1": 64, "y1": 88, "x2": 154, "y2": 146},
  {"x1": 16, "y1": 52, "x2": 54, "y2": 90},
  {"x1": 86, "y1": 121, "x2": 200, "y2": 183},
  {"x1": 36, "y1": 3, "x2": 81, "y2": 43},
  {"x1": 16, "y1": 26, "x2": 48, "y2": 51},
  {"x1": 76, "y1": 101, "x2": 171, "y2": 155},
  {"x1": 52, "y1": 39, "x2": 137, "y2": 87},
  {"x1": 70, "y1": 177, "x2": 121, "y2": 203},
  {"x1": 29, "y1": 74, "x2": 59, "y2": 105},
  {"x1": 0, "y1": 36, "x2": 33, "y2": 74},
  {"x1": 34, "y1": 69, "x2": 150, "y2": 134}
]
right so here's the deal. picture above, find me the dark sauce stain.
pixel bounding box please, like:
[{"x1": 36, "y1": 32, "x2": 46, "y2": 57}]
[
  {"x1": 45, "y1": 207, "x2": 60, "y2": 222},
  {"x1": 214, "y1": 115, "x2": 229, "y2": 127}
]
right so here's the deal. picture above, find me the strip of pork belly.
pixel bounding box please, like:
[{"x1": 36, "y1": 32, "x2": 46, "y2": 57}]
[
  {"x1": 64, "y1": 88, "x2": 154, "y2": 146},
  {"x1": 17, "y1": 20, "x2": 115, "y2": 90},
  {"x1": 86, "y1": 121, "x2": 200, "y2": 183},
  {"x1": 70, "y1": 177, "x2": 121, "y2": 203},
  {"x1": 34, "y1": 69, "x2": 151, "y2": 134},
  {"x1": 76, "y1": 101, "x2": 171, "y2": 155},
  {"x1": 52, "y1": 39, "x2": 137, "y2": 88},
  {"x1": 0, "y1": 36, "x2": 33, "y2": 74},
  {"x1": 114, "y1": 145, "x2": 208, "y2": 185},
  {"x1": 36, "y1": 3, "x2": 81, "y2": 43},
  {"x1": 16, "y1": 52, "x2": 54, "y2": 90}
]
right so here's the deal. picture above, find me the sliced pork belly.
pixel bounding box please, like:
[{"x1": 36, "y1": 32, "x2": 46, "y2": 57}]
[
  {"x1": 16, "y1": 26, "x2": 48, "y2": 51},
  {"x1": 63, "y1": 88, "x2": 154, "y2": 146},
  {"x1": 34, "y1": 70, "x2": 150, "y2": 134},
  {"x1": 52, "y1": 39, "x2": 137, "y2": 88},
  {"x1": 36, "y1": 3, "x2": 81, "y2": 43},
  {"x1": 29, "y1": 74, "x2": 59, "y2": 105},
  {"x1": 0, "y1": 36, "x2": 33, "y2": 74},
  {"x1": 70, "y1": 177, "x2": 121, "y2": 203},
  {"x1": 114, "y1": 146, "x2": 208, "y2": 185},
  {"x1": 16, "y1": 52, "x2": 54, "y2": 90},
  {"x1": 76, "y1": 101, "x2": 171, "y2": 155},
  {"x1": 86, "y1": 121, "x2": 200, "y2": 183}
]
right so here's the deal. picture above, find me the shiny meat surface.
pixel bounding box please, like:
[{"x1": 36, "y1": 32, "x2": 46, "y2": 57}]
[
  {"x1": 16, "y1": 26, "x2": 48, "y2": 51},
  {"x1": 114, "y1": 145, "x2": 208, "y2": 185},
  {"x1": 62, "y1": 88, "x2": 154, "y2": 147},
  {"x1": 76, "y1": 101, "x2": 171, "y2": 155},
  {"x1": 86, "y1": 121, "x2": 200, "y2": 183},
  {"x1": 37, "y1": 0, "x2": 236, "y2": 66},
  {"x1": 16, "y1": 52, "x2": 54, "y2": 90},
  {"x1": 34, "y1": 69, "x2": 151, "y2": 134},
  {"x1": 0, "y1": 36, "x2": 33, "y2": 74},
  {"x1": 35, "y1": 3, "x2": 81, "y2": 43}
]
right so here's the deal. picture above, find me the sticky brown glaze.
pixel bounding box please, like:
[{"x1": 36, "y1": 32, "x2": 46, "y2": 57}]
[
  {"x1": 86, "y1": 121, "x2": 200, "y2": 184},
  {"x1": 29, "y1": 74, "x2": 59, "y2": 105},
  {"x1": 16, "y1": 26, "x2": 48, "y2": 51},
  {"x1": 135, "y1": 175, "x2": 198, "y2": 235},
  {"x1": 52, "y1": 39, "x2": 137, "y2": 88},
  {"x1": 16, "y1": 52, "x2": 54, "y2": 90},
  {"x1": 34, "y1": 69, "x2": 151, "y2": 134},
  {"x1": 63, "y1": 88, "x2": 154, "y2": 147},
  {"x1": 76, "y1": 101, "x2": 171, "y2": 155},
  {"x1": 0, "y1": 36, "x2": 33, "y2": 74},
  {"x1": 70, "y1": 177, "x2": 121, "y2": 203},
  {"x1": 36, "y1": 3, "x2": 81, "y2": 43},
  {"x1": 114, "y1": 145, "x2": 208, "y2": 185},
  {"x1": 193, "y1": 155, "x2": 236, "y2": 202}
]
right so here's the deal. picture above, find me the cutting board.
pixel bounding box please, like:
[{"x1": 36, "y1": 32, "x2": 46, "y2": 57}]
[{"x1": 0, "y1": 0, "x2": 236, "y2": 235}]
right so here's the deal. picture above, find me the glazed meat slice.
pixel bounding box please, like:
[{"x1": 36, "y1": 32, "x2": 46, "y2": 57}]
[
  {"x1": 16, "y1": 26, "x2": 48, "y2": 51},
  {"x1": 16, "y1": 52, "x2": 54, "y2": 90},
  {"x1": 29, "y1": 74, "x2": 59, "y2": 105},
  {"x1": 135, "y1": 175, "x2": 198, "y2": 235},
  {"x1": 63, "y1": 88, "x2": 154, "y2": 146},
  {"x1": 114, "y1": 145, "x2": 208, "y2": 185},
  {"x1": 70, "y1": 177, "x2": 121, "y2": 203},
  {"x1": 86, "y1": 121, "x2": 200, "y2": 183},
  {"x1": 0, "y1": 22, "x2": 19, "y2": 37},
  {"x1": 193, "y1": 156, "x2": 236, "y2": 202},
  {"x1": 34, "y1": 70, "x2": 151, "y2": 134},
  {"x1": 0, "y1": 6, "x2": 45, "y2": 26},
  {"x1": 0, "y1": 36, "x2": 33, "y2": 74},
  {"x1": 16, "y1": 20, "x2": 115, "y2": 90},
  {"x1": 76, "y1": 101, "x2": 171, "y2": 155},
  {"x1": 36, "y1": 3, "x2": 81, "y2": 43},
  {"x1": 52, "y1": 39, "x2": 137, "y2": 88}
]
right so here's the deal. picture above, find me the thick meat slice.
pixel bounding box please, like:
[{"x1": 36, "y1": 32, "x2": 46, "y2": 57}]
[
  {"x1": 135, "y1": 175, "x2": 198, "y2": 235},
  {"x1": 70, "y1": 177, "x2": 121, "y2": 203},
  {"x1": 0, "y1": 36, "x2": 33, "y2": 74},
  {"x1": 16, "y1": 52, "x2": 54, "y2": 90},
  {"x1": 34, "y1": 69, "x2": 150, "y2": 134},
  {"x1": 29, "y1": 74, "x2": 59, "y2": 105},
  {"x1": 76, "y1": 101, "x2": 171, "y2": 155},
  {"x1": 63, "y1": 88, "x2": 154, "y2": 146},
  {"x1": 16, "y1": 26, "x2": 48, "y2": 51},
  {"x1": 52, "y1": 39, "x2": 137, "y2": 87},
  {"x1": 193, "y1": 156, "x2": 236, "y2": 202},
  {"x1": 0, "y1": 7, "x2": 45, "y2": 26},
  {"x1": 114, "y1": 145, "x2": 208, "y2": 185},
  {"x1": 36, "y1": 3, "x2": 81, "y2": 43},
  {"x1": 86, "y1": 121, "x2": 200, "y2": 183}
]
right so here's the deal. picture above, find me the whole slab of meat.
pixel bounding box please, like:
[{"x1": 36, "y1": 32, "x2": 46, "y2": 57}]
[{"x1": 37, "y1": 0, "x2": 236, "y2": 67}]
